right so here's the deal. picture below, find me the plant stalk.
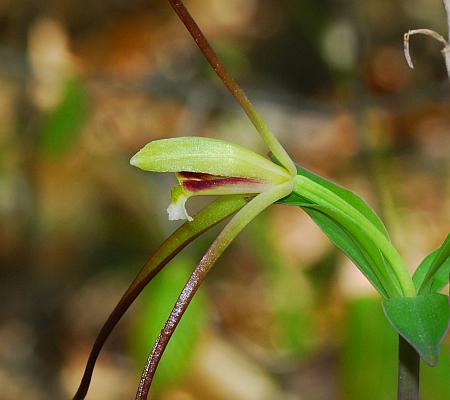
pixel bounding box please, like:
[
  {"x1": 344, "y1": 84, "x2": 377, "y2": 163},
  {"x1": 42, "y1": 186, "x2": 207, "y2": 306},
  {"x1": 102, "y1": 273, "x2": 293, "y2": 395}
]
[
  {"x1": 167, "y1": 0, "x2": 296, "y2": 175},
  {"x1": 398, "y1": 336, "x2": 420, "y2": 400},
  {"x1": 135, "y1": 182, "x2": 293, "y2": 399}
]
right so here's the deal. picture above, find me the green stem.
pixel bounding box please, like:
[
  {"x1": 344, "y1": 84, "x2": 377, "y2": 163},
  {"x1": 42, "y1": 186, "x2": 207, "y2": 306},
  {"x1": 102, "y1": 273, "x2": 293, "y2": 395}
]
[
  {"x1": 293, "y1": 175, "x2": 416, "y2": 297},
  {"x1": 167, "y1": 0, "x2": 296, "y2": 176},
  {"x1": 398, "y1": 335, "x2": 420, "y2": 400}
]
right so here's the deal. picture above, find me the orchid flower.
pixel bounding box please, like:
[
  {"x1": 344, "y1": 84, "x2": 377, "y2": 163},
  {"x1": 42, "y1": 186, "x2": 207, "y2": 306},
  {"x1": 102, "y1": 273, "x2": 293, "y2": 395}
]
[
  {"x1": 73, "y1": 2, "x2": 450, "y2": 400},
  {"x1": 131, "y1": 140, "x2": 295, "y2": 399},
  {"x1": 73, "y1": 4, "x2": 295, "y2": 397},
  {"x1": 130, "y1": 137, "x2": 295, "y2": 223}
]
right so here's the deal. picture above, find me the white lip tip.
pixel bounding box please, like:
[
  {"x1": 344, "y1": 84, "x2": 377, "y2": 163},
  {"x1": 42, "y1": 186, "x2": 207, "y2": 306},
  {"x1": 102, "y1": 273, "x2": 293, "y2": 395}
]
[{"x1": 167, "y1": 201, "x2": 193, "y2": 222}]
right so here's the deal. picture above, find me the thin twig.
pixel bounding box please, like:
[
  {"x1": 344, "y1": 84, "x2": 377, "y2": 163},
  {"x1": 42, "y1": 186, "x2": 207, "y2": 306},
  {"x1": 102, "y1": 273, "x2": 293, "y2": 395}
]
[
  {"x1": 444, "y1": 0, "x2": 450, "y2": 41},
  {"x1": 404, "y1": 29, "x2": 448, "y2": 68},
  {"x1": 403, "y1": 1, "x2": 450, "y2": 80},
  {"x1": 167, "y1": 0, "x2": 268, "y2": 135}
]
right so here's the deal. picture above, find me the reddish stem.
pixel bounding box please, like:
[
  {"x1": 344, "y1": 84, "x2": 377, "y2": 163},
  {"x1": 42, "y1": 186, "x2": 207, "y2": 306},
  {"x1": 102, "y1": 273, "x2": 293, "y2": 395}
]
[
  {"x1": 72, "y1": 245, "x2": 188, "y2": 400},
  {"x1": 135, "y1": 252, "x2": 210, "y2": 399},
  {"x1": 168, "y1": 1, "x2": 248, "y2": 107},
  {"x1": 167, "y1": 0, "x2": 273, "y2": 145},
  {"x1": 167, "y1": 0, "x2": 296, "y2": 175},
  {"x1": 72, "y1": 195, "x2": 247, "y2": 399}
]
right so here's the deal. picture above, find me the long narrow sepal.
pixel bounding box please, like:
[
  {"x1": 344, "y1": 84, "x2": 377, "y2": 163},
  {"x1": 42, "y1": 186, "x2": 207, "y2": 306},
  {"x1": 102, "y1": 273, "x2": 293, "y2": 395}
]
[
  {"x1": 72, "y1": 195, "x2": 247, "y2": 400},
  {"x1": 135, "y1": 181, "x2": 293, "y2": 400},
  {"x1": 130, "y1": 137, "x2": 290, "y2": 182},
  {"x1": 166, "y1": 0, "x2": 296, "y2": 176}
]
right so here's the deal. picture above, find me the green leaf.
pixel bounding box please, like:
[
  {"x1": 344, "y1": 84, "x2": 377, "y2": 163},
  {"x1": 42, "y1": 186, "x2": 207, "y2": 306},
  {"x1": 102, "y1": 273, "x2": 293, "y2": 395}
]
[
  {"x1": 295, "y1": 166, "x2": 389, "y2": 238},
  {"x1": 413, "y1": 234, "x2": 450, "y2": 294},
  {"x1": 41, "y1": 79, "x2": 88, "y2": 156},
  {"x1": 282, "y1": 170, "x2": 417, "y2": 298},
  {"x1": 303, "y1": 207, "x2": 389, "y2": 298},
  {"x1": 342, "y1": 297, "x2": 450, "y2": 399},
  {"x1": 283, "y1": 198, "x2": 401, "y2": 298},
  {"x1": 431, "y1": 263, "x2": 450, "y2": 293},
  {"x1": 382, "y1": 294, "x2": 450, "y2": 366}
]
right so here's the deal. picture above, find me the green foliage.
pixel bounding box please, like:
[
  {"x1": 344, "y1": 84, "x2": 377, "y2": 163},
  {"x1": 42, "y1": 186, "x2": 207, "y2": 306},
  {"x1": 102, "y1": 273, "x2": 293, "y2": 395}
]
[
  {"x1": 41, "y1": 79, "x2": 88, "y2": 156},
  {"x1": 280, "y1": 169, "x2": 450, "y2": 367},
  {"x1": 129, "y1": 258, "x2": 206, "y2": 392},
  {"x1": 296, "y1": 166, "x2": 389, "y2": 238},
  {"x1": 302, "y1": 204, "x2": 392, "y2": 298},
  {"x1": 413, "y1": 234, "x2": 450, "y2": 294},
  {"x1": 280, "y1": 167, "x2": 401, "y2": 298},
  {"x1": 382, "y1": 294, "x2": 450, "y2": 366},
  {"x1": 342, "y1": 297, "x2": 450, "y2": 400},
  {"x1": 277, "y1": 166, "x2": 383, "y2": 229}
]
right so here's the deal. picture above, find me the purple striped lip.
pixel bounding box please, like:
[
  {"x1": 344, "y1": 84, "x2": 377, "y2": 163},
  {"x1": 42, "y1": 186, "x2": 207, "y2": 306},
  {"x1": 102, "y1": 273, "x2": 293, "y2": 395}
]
[
  {"x1": 179, "y1": 172, "x2": 262, "y2": 192},
  {"x1": 177, "y1": 171, "x2": 216, "y2": 180}
]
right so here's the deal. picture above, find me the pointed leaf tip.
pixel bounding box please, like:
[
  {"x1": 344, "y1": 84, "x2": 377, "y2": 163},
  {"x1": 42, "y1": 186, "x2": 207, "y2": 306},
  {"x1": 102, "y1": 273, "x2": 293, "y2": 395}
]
[
  {"x1": 413, "y1": 233, "x2": 450, "y2": 294},
  {"x1": 382, "y1": 294, "x2": 450, "y2": 366}
]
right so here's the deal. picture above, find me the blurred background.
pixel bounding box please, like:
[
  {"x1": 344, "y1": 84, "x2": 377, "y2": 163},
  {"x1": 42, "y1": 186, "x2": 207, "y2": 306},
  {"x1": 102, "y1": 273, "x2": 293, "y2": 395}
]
[{"x1": 0, "y1": 0, "x2": 449, "y2": 399}]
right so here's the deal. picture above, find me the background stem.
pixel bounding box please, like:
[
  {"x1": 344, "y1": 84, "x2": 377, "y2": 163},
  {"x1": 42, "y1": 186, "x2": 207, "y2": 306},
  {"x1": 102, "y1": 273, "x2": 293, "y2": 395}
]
[
  {"x1": 444, "y1": 0, "x2": 450, "y2": 41},
  {"x1": 398, "y1": 335, "x2": 420, "y2": 400},
  {"x1": 444, "y1": 0, "x2": 450, "y2": 78}
]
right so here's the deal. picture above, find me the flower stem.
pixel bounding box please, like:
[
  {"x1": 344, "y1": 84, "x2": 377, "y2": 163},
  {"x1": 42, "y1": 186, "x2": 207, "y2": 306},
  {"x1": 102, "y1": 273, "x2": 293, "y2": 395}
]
[
  {"x1": 167, "y1": 0, "x2": 296, "y2": 175},
  {"x1": 135, "y1": 181, "x2": 293, "y2": 400},
  {"x1": 398, "y1": 335, "x2": 420, "y2": 400},
  {"x1": 72, "y1": 196, "x2": 247, "y2": 400}
]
